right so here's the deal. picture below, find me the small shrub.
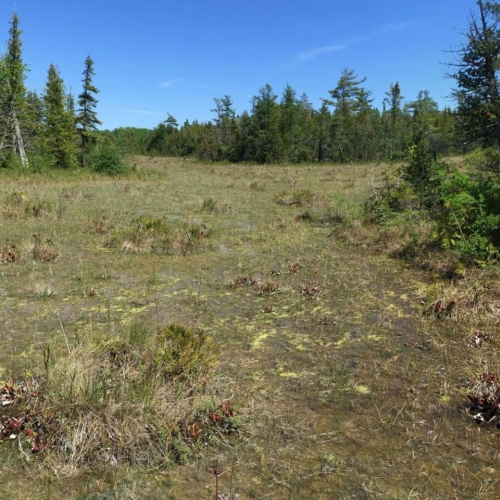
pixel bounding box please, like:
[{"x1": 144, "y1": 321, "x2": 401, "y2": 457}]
[
  {"x1": 200, "y1": 197, "x2": 231, "y2": 214},
  {"x1": 27, "y1": 152, "x2": 57, "y2": 172},
  {"x1": 115, "y1": 215, "x2": 211, "y2": 255},
  {"x1": 89, "y1": 144, "x2": 129, "y2": 175},
  {"x1": 200, "y1": 197, "x2": 218, "y2": 213},
  {"x1": 155, "y1": 324, "x2": 214, "y2": 381}
]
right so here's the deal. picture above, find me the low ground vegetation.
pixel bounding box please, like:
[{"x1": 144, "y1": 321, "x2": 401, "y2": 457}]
[{"x1": 0, "y1": 157, "x2": 500, "y2": 499}]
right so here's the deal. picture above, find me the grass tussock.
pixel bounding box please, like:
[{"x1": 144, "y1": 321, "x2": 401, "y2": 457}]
[
  {"x1": 0, "y1": 321, "x2": 238, "y2": 474},
  {"x1": 106, "y1": 215, "x2": 212, "y2": 255},
  {"x1": 424, "y1": 277, "x2": 500, "y2": 323},
  {"x1": 1, "y1": 189, "x2": 60, "y2": 219}
]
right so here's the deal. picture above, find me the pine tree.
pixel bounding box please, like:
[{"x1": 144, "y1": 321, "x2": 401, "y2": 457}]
[
  {"x1": 325, "y1": 69, "x2": 373, "y2": 161},
  {"x1": 0, "y1": 14, "x2": 28, "y2": 167},
  {"x1": 211, "y1": 95, "x2": 235, "y2": 159},
  {"x1": 25, "y1": 90, "x2": 43, "y2": 148},
  {"x1": 251, "y1": 84, "x2": 283, "y2": 163},
  {"x1": 279, "y1": 84, "x2": 303, "y2": 162},
  {"x1": 448, "y1": 0, "x2": 500, "y2": 148},
  {"x1": 76, "y1": 56, "x2": 101, "y2": 167},
  {"x1": 41, "y1": 64, "x2": 77, "y2": 169},
  {"x1": 382, "y1": 82, "x2": 406, "y2": 159}
]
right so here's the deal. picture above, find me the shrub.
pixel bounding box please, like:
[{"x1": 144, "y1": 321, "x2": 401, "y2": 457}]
[
  {"x1": 365, "y1": 144, "x2": 500, "y2": 264},
  {"x1": 437, "y1": 169, "x2": 500, "y2": 262},
  {"x1": 89, "y1": 143, "x2": 129, "y2": 175}
]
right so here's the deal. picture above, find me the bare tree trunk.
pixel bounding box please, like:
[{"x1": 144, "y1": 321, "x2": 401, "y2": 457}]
[{"x1": 13, "y1": 109, "x2": 27, "y2": 167}]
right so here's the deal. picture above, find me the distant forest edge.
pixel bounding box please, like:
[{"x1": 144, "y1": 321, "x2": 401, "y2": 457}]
[
  {"x1": 102, "y1": 83, "x2": 455, "y2": 164},
  {"x1": 1, "y1": 1, "x2": 500, "y2": 168}
]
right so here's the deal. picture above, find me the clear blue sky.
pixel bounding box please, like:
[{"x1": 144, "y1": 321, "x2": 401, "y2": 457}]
[{"x1": 0, "y1": 0, "x2": 480, "y2": 130}]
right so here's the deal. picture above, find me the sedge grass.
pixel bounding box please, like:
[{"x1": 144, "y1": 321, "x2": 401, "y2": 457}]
[{"x1": 0, "y1": 158, "x2": 500, "y2": 499}]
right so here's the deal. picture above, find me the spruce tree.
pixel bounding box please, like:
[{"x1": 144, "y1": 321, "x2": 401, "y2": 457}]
[
  {"x1": 0, "y1": 14, "x2": 28, "y2": 167},
  {"x1": 251, "y1": 84, "x2": 283, "y2": 163},
  {"x1": 76, "y1": 56, "x2": 101, "y2": 167},
  {"x1": 382, "y1": 82, "x2": 406, "y2": 159},
  {"x1": 41, "y1": 64, "x2": 77, "y2": 169},
  {"x1": 449, "y1": 0, "x2": 500, "y2": 148}
]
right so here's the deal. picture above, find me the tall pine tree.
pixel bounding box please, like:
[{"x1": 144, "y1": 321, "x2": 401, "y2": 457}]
[
  {"x1": 41, "y1": 64, "x2": 77, "y2": 169},
  {"x1": 76, "y1": 56, "x2": 101, "y2": 167},
  {"x1": 449, "y1": 0, "x2": 500, "y2": 148},
  {"x1": 0, "y1": 14, "x2": 28, "y2": 167}
]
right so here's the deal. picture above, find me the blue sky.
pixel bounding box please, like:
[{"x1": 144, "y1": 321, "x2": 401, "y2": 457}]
[{"x1": 0, "y1": 0, "x2": 480, "y2": 130}]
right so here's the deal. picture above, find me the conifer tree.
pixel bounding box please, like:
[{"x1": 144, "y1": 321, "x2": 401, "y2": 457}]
[
  {"x1": 449, "y1": 0, "x2": 500, "y2": 148},
  {"x1": 251, "y1": 84, "x2": 283, "y2": 163},
  {"x1": 280, "y1": 84, "x2": 303, "y2": 162},
  {"x1": 0, "y1": 14, "x2": 28, "y2": 167},
  {"x1": 382, "y1": 82, "x2": 406, "y2": 159},
  {"x1": 325, "y1": 69, "x2": 373, "y2": 161},
  {"x1": 76, "y1": 56, "x2": 101, "y2": 167},
  {"x1": 41, "y1": 64, "x2": 77, "y2": 169}
]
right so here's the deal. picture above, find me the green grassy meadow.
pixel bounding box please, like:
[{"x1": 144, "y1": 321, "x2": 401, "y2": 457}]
[{"x1": 1, "y1": 157, "x2": 500, "y2": 499}]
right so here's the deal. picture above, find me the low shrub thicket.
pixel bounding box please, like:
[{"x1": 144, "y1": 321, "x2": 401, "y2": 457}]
[{"x1": 365, "y1": 144, "x2": 500, "y2": 266}]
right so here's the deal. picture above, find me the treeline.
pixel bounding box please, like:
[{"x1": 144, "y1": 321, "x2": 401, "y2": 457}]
[
  {"x1": 0, "y1": 11, "x2": 487, "y2": 170},
  {"x1": 103, "y1": 74, "x2": 457, "y2": 164}
]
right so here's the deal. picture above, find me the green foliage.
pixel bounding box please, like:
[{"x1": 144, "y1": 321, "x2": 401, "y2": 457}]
[
  {"x1": 40, "y1": 64, "x2": 78, "y2": 169},
  {"x1": 121, "y1": 214, "x2": 173, "y2": 251},
  {"x1": 400, "y1": 136, "x2": 441, "y2": 209},
  {"x1": 450, "y1": 1, "x2": 500, "y2": 149},
  {"x1": 27, "y1": 151, "x2": 56, "y2": 172},
  {"x1": 364, "y1": 181, "x2": 418, "y2": 224},
  {"x1": 76, "y1": 56, "x2": 102, "y2": 167},
  {"x1": 88, "y1": 142, "x2": 128, "y2": 174},
  {"x1": 437, "y1": 168, "x2": 500, "y2": 261},
  {"x1": 0, "y1": 14, "x2": 29, "y2": 167},
  {"x1": 113, "y1": 214, "x2": 212, "y2": 255},
  {"x1": 464, "y1": 146, "x2": 500, "y2": 173},
  {"x1": 155, "y1": 324, "x2": 214, "y2": 381},
  {"x1": 366, "y1": 144, "x2": 500, "y2": 264},
  {"x1": 251, "y1": 84, "x2": 284, "y2": 163}
]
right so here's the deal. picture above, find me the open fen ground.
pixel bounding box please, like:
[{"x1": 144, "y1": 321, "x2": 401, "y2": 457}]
[{"x1": 1, "y1": 157, "x2": 500, "y2": 499}]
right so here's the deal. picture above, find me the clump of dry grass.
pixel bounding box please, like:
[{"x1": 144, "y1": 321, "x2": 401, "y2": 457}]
[
  {"x1": 275, "y1": 189, "x2": 315, "y2": 206},
  {"x1": 1, "y1": 189, "x2": 59, "y2": 219},
  {"x1": 229, "y1": 275, "x2": 258, "y2": 288},
  {"x1": 199, "y1": 197, "x2": 231, "y2": 214},
  {"x1": 106, "y1": 215, "x2": 212, "y2": 255},
  {"x1": 424, "y1": 278, "x2": 500, "y2": 323},
  {"x1": 31, "y1": 233, "x2": 58, "y2": 262},
  {"x1": 0, "y1": 321, "x2": 237, "y2": 475}
]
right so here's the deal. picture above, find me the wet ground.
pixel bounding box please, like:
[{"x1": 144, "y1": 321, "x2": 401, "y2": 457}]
[{"x1": 0, "y1": 160, "x2": 499, "y2": 499}]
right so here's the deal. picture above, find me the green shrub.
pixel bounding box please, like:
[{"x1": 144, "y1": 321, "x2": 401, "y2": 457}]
[
  {"x1": 89, "y1": 143, "x2": 129, "y2": 174},
  {"x1": 27, "y1": 152, "x2": 57, "y2": 172},
  {"x1": 366, "y1": 147, "x2": 500, "y2": 264},
  {"x1": 437, "y1": 170, "x2": 500, "y2": 262},
  {"x1": 155, "y1": 324, "x2": 214, "y2": 381}
]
